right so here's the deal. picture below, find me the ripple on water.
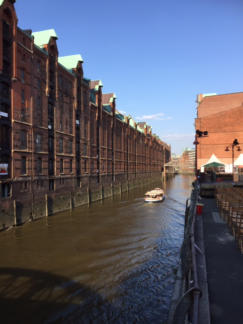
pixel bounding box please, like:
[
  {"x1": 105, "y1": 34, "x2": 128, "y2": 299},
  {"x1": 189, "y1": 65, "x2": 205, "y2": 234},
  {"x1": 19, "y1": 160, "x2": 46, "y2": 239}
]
[{"x1": 0, "y1": 175, "x2": 194, "y2": 324}]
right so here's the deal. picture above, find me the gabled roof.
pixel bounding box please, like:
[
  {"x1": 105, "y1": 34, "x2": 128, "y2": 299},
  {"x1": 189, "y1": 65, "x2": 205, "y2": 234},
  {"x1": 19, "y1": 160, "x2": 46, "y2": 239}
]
[
  {"x1": 202, "y1": 154, "x2": 225, "y2": 166},
  {"x1": 90, "y1": 80, "x2": 103, "y2": 91},
  {"x1": 32, "y1": 29, "x2": 58, "y2": 47},
  {"x1": 102, "y1": 93, "x2": 116, "y2": 105},
  {"x1": 58, "y1": 55, "x2": 83, "y2": 70},
  {"x1": 115, "y1": 109, "x2": 125, "y2": 122}
]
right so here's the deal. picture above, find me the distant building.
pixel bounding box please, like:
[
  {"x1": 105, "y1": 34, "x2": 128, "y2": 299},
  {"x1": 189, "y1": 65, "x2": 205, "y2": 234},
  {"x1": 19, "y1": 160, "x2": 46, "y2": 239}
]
[
  {"x1": 195, "y1": 92, "x2": 243, "y2": 173},
  {"x1": 179, "y1": 148, "x2": 195, "y2": 174}
]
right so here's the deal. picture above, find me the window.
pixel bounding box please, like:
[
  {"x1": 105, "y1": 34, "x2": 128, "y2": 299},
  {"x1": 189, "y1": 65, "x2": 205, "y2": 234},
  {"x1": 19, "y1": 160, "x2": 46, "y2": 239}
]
[
  {"x1": 21, "y1": 89, "x2": 25, "y2": 105},
  {"x1": 20, "y1": 108, "x2": 26, "y2": 122},
  {"x1": 37, "y1": 78, "x2": 41, "y2": 90},
  {"x1": 35, "y1": 134, "x2": 42, "y2": 152},
  {"x1": 1, "y1": 183, "x2": 11, "y2": 198},
  {"x1": 20, "y1": 69, "x2": 25, "y2": 83},
  {"x1": 60, "y1": 158, "x2": 63, "y2": 173},
  {"x1": 68, "y1": 140, "x2": 72, "y2": 154},
  {"x1": 60, "y1": 118, "x2": 63, "y2": 131},
  {"x1": 36, "y1": 60, "x2": 41, "y2": 73},
  {"x1": 84, "y1": 159, "x2": 87, "y2": 173},
  {"x1": 59, "y1": 138, "x2": 63, "y2": 153},
  {"x1": 20, "y1": 130, "x2": 27, "y2": 149},
  {"x1": 0, "y1": 125, "x2": 9, "y2": 149},
  {"x1": 36, "y1": 95, "x2": 42, "y2": 125},
  {"x1": 37, "y1": 157, "x2": 42, "y2": 174},
  {"x1": 69, "y1": 108, "x2": 73, "y2": 133},
  {"x1": 21, "y1": 156, "x2": 26, "y2": 174},
  {"x1": 69, "y1": 159, "x2": 72, "y2": 173},
  {"x1": 2, "y1": 83, "x2": 9, "y2": 97},
  {"x1": 84, "y1": 119, "x2": 88, "y2": 138},
  {"x1": 59, "y1": 101, "x2": 63, "y2": 131},
  {"x1": 83, "y1": 143, "x2": 87, "y2": 156},
  {"x1": 83, "y1": 91, "x2": 88, "y2": 108}
]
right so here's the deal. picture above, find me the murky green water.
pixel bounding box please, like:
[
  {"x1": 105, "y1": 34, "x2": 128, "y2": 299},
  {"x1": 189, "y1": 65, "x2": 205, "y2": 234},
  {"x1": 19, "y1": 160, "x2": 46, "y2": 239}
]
[{"x1": 0, "y1": 175, "x2": 193, "y2": 323}]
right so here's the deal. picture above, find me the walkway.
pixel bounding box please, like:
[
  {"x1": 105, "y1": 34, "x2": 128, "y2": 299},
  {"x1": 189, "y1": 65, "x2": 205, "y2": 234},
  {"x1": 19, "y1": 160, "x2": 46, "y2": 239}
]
[{"x1": 202, "y1": 197, "x2": 243, "y2": 324}]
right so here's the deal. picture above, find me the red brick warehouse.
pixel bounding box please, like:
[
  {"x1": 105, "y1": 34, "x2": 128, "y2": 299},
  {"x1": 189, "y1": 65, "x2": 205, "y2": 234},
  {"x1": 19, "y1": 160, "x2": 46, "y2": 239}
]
[{"x1": 0, "y1": 0, "x2": 171, "y2": 202}]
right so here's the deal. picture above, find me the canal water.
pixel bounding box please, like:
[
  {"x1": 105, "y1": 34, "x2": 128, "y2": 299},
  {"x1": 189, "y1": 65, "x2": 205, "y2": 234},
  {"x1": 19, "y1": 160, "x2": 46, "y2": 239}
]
[{"x1": 0, "y1": 175, "x2": 193, "y2": 324}]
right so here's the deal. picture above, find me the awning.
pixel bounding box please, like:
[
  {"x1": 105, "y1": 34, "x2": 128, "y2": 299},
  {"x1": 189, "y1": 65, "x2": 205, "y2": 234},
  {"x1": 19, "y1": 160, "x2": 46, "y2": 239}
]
[
  {"x1": 204, "y1": 161, "x2": 225, "y2": 168},
  {"x1": 202, "y1": 154, "x2": 225, "y2": 167},
  {"x1": 234, "y1": 154, "x2": 243, "y2": 166}
]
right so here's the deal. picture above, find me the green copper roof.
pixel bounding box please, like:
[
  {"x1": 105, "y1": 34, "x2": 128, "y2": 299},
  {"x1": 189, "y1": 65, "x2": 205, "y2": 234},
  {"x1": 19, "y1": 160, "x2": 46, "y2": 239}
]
[
  {"x1": 103, "y1": 104, "x2": 112, "y2": 114},
  {"x1": 115, "y1": 110, "x2": 125, "y2": 122},
  {"x1": 58, "y1": 55, "x2": 83, "y2": 70},
  {"x1": 32, "y1": 29, "x2": 58, "y2": 47},
  {"x1": 129, "y1": 118, "x2": 136, "y2": 129}
]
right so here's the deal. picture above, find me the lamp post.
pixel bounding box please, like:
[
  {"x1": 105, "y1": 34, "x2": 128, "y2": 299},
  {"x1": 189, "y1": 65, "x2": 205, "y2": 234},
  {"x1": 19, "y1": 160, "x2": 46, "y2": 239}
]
[
  {"x1": 225, "y1": 139, "x2": 241, "y2": 173},
  {"x1": 193, "y1": 129, "x2": 208, "y2": 176}
]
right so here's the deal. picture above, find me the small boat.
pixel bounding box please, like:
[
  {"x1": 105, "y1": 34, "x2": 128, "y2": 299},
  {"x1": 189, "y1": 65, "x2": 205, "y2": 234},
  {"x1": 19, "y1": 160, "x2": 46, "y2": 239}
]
[{"x1": 144, "y1": 188, "x2": 165, "y2": 203}]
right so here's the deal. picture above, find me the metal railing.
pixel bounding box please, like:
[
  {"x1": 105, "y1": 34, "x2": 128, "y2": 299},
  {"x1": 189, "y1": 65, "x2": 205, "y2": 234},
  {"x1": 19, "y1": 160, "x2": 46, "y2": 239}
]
[{"x1": 171, "y1": 182, "x2": 203, "y2": 324}]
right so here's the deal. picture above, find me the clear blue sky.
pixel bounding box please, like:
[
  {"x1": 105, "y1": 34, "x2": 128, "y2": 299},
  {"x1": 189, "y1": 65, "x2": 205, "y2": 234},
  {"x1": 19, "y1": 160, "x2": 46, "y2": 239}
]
[{"x1": 15, "y1": 0, "x2": 243, "y2": 155}]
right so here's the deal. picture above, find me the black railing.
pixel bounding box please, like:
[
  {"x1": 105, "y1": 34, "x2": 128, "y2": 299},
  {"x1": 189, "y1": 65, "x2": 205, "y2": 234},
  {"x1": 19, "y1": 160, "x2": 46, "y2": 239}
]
[{"x1": 171, "y1": 183, "x2": 203, "y2": 324}]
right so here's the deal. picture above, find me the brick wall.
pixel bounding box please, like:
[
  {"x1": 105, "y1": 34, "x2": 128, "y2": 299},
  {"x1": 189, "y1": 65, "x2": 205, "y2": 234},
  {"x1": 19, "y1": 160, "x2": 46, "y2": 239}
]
[{"x1": 196, "y1": 97, "x2": 243, "y2": 170}]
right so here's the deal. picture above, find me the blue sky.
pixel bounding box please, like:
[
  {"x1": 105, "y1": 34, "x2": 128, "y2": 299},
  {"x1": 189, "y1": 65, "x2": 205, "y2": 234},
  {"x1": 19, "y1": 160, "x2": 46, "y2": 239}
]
[{"x1": 15, "y1": 0, "x2": 243, "y2": 154}]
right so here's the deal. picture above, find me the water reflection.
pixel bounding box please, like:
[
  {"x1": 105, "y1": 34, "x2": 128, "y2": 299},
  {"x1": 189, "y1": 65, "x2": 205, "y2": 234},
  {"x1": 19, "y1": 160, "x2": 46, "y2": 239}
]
[{"x1": 0, "y1": 175, "x2": 193, "y2": 323}]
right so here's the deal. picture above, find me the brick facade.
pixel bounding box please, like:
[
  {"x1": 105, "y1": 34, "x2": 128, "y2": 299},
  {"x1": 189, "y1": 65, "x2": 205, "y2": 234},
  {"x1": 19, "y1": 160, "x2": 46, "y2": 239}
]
[
  {"x1": 195, "y1": 93, "x2": 243, "y2": 172},
  {"x1": 0, "y1": 0, "x2": 171, "y2": 200}
]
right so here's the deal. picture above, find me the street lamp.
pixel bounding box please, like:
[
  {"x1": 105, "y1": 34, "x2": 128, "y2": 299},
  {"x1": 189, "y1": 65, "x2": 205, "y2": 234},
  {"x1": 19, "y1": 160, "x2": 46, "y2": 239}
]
[
  {"x1": 225, "y1": 139, "x2": 241, "y2": 173},
  {"x1": 193, "y1": 129, "x2": 208, "y2": 175}
]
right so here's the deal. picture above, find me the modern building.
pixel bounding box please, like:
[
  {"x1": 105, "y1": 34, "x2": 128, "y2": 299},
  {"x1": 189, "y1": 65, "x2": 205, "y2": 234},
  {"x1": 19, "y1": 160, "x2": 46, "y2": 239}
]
[{"x1": 195, "y1": 92, "x2": 243, "y2": 173}]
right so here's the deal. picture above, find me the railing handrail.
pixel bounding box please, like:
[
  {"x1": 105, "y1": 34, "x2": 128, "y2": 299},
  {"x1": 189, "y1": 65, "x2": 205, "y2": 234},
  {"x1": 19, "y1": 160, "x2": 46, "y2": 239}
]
[{"x1": 171, "y1": 182, "x2": 202, "y2": 324}]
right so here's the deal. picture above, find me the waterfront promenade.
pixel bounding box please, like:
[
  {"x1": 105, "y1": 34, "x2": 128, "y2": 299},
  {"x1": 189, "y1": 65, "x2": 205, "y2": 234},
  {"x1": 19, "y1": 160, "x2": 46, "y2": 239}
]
[{"x1": 201, "y1": 196, "x2": 243, "y2": 324}]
